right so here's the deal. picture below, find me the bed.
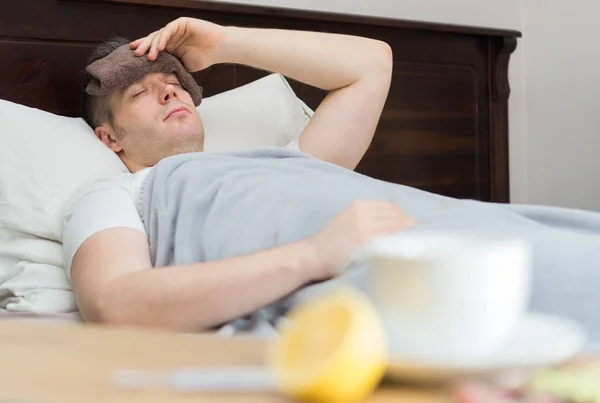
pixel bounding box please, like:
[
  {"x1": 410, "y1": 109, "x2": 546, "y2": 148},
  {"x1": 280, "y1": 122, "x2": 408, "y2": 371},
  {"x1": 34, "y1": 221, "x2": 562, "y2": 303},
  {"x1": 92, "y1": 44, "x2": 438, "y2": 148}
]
[
  {"x1": 0, "y1": 0, "x2": 521, "y2": 321},
  {"x1": 1, "y1": 0, "x2": 520, "y2": 202}
]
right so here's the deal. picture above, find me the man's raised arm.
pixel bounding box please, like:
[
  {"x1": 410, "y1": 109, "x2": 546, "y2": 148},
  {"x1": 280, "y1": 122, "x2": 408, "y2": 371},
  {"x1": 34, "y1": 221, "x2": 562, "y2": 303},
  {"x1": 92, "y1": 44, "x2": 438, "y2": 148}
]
[{"x1": 131, "y1": 18, "x2": 393, "y2": 170}]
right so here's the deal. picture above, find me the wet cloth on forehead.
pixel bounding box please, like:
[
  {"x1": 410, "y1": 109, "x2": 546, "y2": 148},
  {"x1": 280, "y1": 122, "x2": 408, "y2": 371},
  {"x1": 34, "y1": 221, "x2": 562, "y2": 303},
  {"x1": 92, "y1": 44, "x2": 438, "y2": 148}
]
[{"x1": 85, "y1": 44, "x2": 203, "y2": 106}]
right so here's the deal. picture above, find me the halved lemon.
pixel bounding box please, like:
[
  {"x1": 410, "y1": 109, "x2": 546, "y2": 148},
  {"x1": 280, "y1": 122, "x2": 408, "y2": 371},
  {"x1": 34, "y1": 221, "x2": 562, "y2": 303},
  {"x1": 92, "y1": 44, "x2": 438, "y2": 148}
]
[{"x1": 269, "y1": 287, "x2": 388, "y2": 403}]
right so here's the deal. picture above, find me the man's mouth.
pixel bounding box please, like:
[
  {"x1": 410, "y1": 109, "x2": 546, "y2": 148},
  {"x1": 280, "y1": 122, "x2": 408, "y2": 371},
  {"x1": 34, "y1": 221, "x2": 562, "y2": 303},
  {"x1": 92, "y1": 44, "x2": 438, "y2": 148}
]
[{"x1": 164, "y1": 106, "x2": 190, "y2": 121}]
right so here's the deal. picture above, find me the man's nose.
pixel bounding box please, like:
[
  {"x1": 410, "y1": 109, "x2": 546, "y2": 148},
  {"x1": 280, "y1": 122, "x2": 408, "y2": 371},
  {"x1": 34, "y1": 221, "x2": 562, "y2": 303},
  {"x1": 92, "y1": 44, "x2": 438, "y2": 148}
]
[{"x1": 161, "y1": 85, "x2": 179, "y2": 103}]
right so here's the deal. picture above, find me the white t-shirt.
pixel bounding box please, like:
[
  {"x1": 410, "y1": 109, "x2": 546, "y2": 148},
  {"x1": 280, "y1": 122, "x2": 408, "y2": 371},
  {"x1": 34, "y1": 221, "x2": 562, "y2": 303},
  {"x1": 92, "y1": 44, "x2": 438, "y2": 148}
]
[
  {"x1": 62, "y1": 167, "x2": 151, "y2": 277},
  {"x1": 62, "y1": 140, "x2": 301, "y2": 277}
]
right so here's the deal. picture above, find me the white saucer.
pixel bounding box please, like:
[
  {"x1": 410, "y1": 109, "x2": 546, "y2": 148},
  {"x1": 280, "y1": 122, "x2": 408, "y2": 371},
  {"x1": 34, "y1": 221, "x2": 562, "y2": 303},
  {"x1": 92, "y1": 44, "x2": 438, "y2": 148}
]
[{"x1": 386, "y1": 312, "x2": 588, "y2": 383}]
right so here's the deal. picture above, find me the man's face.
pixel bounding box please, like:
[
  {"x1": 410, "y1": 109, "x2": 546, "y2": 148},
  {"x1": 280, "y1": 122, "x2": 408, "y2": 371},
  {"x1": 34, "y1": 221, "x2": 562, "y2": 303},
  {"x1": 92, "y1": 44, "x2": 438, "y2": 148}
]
[{"x1": 97, "y1": 72, "x2": 205, "y2": 171}]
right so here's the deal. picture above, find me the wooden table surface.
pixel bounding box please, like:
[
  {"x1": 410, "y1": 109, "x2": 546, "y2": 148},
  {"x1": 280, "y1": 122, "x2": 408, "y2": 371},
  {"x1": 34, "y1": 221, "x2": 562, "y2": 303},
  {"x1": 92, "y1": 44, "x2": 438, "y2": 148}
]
[{"x1": 0, "y1": 320, "x2": 447, "y2": 403}]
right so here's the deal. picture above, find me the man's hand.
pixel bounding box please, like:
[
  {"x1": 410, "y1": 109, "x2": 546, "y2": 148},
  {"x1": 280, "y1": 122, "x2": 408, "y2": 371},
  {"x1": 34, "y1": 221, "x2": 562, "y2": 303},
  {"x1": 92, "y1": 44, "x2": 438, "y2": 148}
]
[
  {"x1": 306, "y1": 201, "x2": 418, "y2": 280},
  {"x1": 130, "y1": 17, "x2": 226, "y2": 71}
]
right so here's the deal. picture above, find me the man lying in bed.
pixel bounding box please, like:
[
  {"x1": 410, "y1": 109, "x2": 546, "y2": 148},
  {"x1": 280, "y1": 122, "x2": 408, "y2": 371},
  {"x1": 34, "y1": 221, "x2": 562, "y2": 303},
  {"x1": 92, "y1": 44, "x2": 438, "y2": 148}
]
[{"x1": 65, "y1": 17, "x2": 600, "y2": 339}]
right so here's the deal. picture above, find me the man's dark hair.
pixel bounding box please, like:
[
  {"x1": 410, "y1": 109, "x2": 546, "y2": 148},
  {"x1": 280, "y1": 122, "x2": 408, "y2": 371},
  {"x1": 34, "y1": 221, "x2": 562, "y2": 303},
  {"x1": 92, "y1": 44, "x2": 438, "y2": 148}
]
[{"x1": 82, "y1": 36, "x2": 131, "y2": 130}]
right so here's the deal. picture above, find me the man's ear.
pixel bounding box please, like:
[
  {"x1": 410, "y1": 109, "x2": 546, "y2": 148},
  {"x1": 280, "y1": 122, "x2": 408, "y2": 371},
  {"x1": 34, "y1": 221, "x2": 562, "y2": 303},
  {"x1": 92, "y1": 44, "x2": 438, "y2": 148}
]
[{"x1": 94, "y1": 125, "x2": 123, "y2": 153}]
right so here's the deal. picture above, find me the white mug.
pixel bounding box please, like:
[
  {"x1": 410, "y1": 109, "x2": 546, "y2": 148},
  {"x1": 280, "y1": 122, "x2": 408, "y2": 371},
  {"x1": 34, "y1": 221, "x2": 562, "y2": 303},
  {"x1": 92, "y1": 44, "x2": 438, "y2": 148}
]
[{"x1": 361, "y1": 231, "x2": 532, "y2": 363}]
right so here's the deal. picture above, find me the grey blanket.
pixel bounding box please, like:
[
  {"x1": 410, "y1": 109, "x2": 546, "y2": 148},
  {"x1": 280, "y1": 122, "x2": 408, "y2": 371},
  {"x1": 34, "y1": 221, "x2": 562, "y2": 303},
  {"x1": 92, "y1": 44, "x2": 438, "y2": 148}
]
[{"x1": 139, "y1": 147, "x2": 600, "y2": 343}]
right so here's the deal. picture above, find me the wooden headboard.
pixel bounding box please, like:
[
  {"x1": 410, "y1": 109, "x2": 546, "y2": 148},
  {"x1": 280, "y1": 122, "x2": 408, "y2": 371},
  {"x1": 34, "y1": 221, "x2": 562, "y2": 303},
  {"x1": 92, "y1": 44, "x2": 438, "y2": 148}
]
[{"x1": 1, "y1": 0, "x2": 521, "y2": 202}]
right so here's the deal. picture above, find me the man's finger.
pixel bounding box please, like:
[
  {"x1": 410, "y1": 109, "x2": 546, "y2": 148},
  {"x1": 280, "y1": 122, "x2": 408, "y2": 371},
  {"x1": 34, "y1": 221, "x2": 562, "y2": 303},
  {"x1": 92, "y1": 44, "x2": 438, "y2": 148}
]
[
  {"x1": 162, "y1": 21, "x2": 182, "y2": 53},
  {"x1": 129, "y1": 38, "x2": 144, "y2": 49},
  {"x1": 134, "y1": 31, "x2": 158, "y2": 56},
  {"x1": 148, "y1": 29, "x2": 163, "y2": 60},
  {"x1": 370, "y1": 204, "x2": 406, "y2": 218},
  {"x1": 158, "y1": 25, "x2": 174, "y2": 52}
]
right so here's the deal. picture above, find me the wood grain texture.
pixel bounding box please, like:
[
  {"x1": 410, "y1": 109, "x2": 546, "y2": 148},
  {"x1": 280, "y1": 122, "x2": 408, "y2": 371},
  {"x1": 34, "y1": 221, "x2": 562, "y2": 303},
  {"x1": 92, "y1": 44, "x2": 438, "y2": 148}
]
[{"x1": 0, "y1": 0, "x2": 521, "y2": 202}]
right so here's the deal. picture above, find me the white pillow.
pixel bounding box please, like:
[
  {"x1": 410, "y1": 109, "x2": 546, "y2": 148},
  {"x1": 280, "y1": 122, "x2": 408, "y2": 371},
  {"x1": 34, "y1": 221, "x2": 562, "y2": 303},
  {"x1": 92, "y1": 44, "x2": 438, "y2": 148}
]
[
  {"x1": 0, "y1": 73, "x2": 313, "y2": 313},
  {"x1": 201, "y1": 73, "x2": 313, "y2": 151}
]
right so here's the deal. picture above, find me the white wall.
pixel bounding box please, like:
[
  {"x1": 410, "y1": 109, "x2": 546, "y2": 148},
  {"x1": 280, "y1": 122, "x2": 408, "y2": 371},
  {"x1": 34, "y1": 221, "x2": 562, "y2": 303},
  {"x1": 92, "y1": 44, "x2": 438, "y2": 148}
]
[
  {"x1": 215, "y1": 0, "x2": 521, "y2": 29},
  {"x1": 521, "y1": 0, "x2": 600, "y2": 211}
]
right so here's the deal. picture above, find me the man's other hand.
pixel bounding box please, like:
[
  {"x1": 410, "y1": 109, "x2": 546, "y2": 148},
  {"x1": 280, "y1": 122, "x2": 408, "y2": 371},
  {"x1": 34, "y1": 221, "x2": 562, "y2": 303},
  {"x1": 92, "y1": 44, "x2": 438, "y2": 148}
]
[{"x1": 306, "y1": 200, "x2": 418, "y2": 281}]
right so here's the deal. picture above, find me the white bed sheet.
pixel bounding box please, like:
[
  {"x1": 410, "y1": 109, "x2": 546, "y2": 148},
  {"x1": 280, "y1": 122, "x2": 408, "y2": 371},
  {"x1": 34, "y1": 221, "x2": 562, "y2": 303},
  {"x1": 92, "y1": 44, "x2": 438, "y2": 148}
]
[{"x1": 0, "y1": 308, "x2": 82, "y2": 324}]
